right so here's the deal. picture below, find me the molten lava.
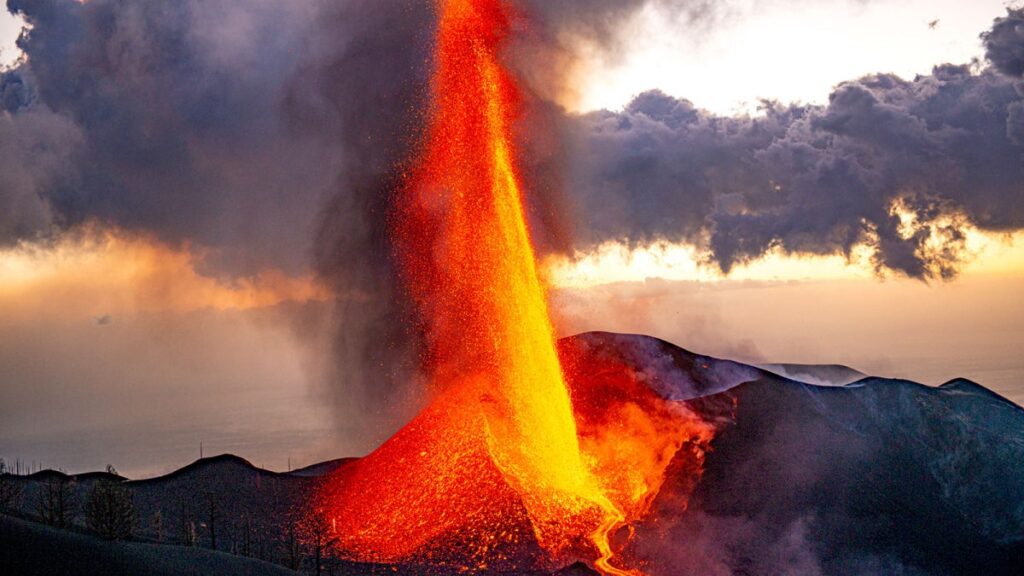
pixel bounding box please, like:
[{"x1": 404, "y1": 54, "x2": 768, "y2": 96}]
[
  {"x1": 317, "y1": 1, "x2": 716, "y2": 573},
  {"x1": 395, "y1": 0, "x2": 626, "y2": 566}
]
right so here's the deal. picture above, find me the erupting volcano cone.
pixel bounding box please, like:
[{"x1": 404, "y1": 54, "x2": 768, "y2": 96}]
[{"x1": 317, "y1": 1, "x2": 714, "y2": 574}]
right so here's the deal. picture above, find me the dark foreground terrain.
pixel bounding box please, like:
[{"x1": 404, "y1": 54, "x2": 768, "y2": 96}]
[
  {"x1": 0, "y1": 513, "x2": 296, "y2": 576},
  {"x1": 1, "y1": 332, "x2": 1022, "y2": 575}
]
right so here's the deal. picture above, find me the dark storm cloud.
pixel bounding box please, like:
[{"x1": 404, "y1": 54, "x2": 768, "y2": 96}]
[
  {"x1": 0, "y1": 0, "x2": 702, "y2": 264},
  {"x1": 3, "y1": 0, "x2": 339, "y2": 272},
  {"x1": 983, "y1": 8, "x2": 1024, "y2": 78},
  {"x1": 565, "y1": 58, "x2": 1024, "y2": 279},
  {"x1": 0, "y1": 104, "x2": 79, "y2": 241}
]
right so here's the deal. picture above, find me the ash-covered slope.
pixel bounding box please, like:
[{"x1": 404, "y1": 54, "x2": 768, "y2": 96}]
[
  {"x1": 757, "y1": 362, "x2": 867, "y2": 386},
  {"x1": 560, "y1": 331, "x2": 768, "y2": 400},
  {"x1": 0, "y1": 513, "x2": 295, "y2": 576},
  {"x1": 563, "y1": 332, "x2": 1024, "y2": 576},
  {"x1": 686, "y1": 377, "x2": 1023, "y2": 575}
]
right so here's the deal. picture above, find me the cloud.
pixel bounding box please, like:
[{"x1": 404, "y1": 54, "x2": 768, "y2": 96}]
[
  {"x1": 286, "y1": 0, "x2": 436, "y2": 416},
  {"x1": 0, "y1": 105, "x2": 79, "y2": 241},
  {"x1": 4, "y1": 0, "x2": 340, "y2": 274},
  {"x1": 983, "y1": 8, "x2": 1024, "y2": 78},
  {"x1": 563, "y1": 59, "x2": 1024, "y2": 279}
]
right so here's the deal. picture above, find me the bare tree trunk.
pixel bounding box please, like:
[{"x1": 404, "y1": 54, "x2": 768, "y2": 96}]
[
  {"x1": 204, "y1": 491, "x2": 220, "y2": 551},
  {"x1": 38, "y1": 477, "x2": 76, "y2": 528}
]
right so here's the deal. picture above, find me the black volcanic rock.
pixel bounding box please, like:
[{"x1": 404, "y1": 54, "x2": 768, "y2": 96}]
[
  {"x1": 559, "y1": 331, "x2": 767, "y2": 400},
  {"x1": 551, "y1": 561, "x2": 600, "y2": 575},
  {"x1": 590, "y1": 333, "x2": 1024, "y2": 576},
  {"x1": 286, "y1": 458, "x2": 357, "y2": 477}
]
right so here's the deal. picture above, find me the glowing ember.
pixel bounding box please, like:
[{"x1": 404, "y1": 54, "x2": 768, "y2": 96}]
[{"x1": 317, "y1": 1, "x2": 715, "y2": 573}]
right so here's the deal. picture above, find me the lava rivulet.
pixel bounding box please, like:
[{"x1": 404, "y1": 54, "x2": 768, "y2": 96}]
[{"x1": 317, "y1": 1, "x2": 713, "y2": 573}]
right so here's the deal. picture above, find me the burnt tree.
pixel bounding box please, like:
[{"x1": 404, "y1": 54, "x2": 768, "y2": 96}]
[
  {"x1": 37, "y1": 476, "x2": 76, "y2": 528},
  {"x1": 0, "y1": 459, "x2": 23, "y2": 511},
  {"x1": 84, "y1": 476, "x2": 134, "y2": 540},
  {"x1": 282, "y1": 520, "x2": 302, "y2": 571},
  {"x1": 179, "y1": 499, "x2": 197, "y2": 546},
  {"x1": 302, "y1": 508, "x2": 339, "y2": 576},
  {"x1": 203, "y1": 490, "x2": 222, "y2": 551}
]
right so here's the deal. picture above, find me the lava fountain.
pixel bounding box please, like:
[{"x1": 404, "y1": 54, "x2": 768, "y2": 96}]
[
  {"x1": 317, "y1": 1, "x2": 715, "y2": 573},
  {"x1": 394, "y1": 0, "x2": 627, "y2": 570}
]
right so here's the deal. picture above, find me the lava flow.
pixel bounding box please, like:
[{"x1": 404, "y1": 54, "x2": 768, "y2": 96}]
[{"x1": 316, "y1": 1, "x2": 714, "y2": 573}]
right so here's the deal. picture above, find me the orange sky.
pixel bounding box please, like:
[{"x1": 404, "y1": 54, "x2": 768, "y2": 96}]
[{"x1": 0, "y1": 225, "x2": 330, "y2": 321}]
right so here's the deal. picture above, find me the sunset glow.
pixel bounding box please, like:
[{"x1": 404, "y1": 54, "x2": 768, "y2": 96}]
[
  {"x1": 0, "y1": 226, "x2": 331, "y2": 319},
  {"x1": 545, "y1": 230, "x2": 1024, "y2": 289}
]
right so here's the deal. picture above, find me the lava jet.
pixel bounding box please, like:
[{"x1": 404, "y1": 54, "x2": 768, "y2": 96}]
[{"x1": 316, "y1": 0, "x2": 715, "y2": 573}]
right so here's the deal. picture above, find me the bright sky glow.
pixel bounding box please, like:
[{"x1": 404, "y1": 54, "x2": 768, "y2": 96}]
[
  {"x1": 545, "y1": 230, "x2": 1024, "y2": 288},
  {"x1": 0, "y1": 227, "x2": 330, "y2": 319},
  {"x1": 576, "y1": 0, "x2": 1015, "y2": 115},
  {"x1": 0, "y1": 9, "x2": 21, "y2": 68}
]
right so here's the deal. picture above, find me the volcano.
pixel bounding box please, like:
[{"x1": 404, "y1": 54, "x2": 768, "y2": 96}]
[
  {"x1": 306, "y1": 331, "x2": 1024, "y2": 575},
  {"x1": 3, "y1": 332, "x2": 1022, "y2": 575}
]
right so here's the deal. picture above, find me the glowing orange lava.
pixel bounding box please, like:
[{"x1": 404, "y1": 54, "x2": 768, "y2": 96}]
[{"x1": 317, "y1": 1, "x2": 715, "y2": 573}]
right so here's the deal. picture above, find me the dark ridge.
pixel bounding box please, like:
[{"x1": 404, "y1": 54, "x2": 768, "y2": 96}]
[
  {"x1": 7, "y1": 455, "x2": 359, "y2": 485},
  {"x1": 128, "y1": 454, "x2": 282, "y2": 486},
  {"x1": 287, "y1": 457, "x2": 357, "y2": 477},
  {"x1": 843, "y1": 376, "x2": 1023, "y2": 411},
  {"x1": 589, "y1": 330, "x2": 781, "y2": 380},
  {"x1": 940, "y1": 377, "x2": 1022, "y2": 408},
  {"x1": 844, "y1": 375, "x2": 926, "y2": 388},
  {"x1": 23, "y1": 469, "x2": 70, "y2": 481},
  {"x1": 759, "y1": 362, "x2": 868, "y2": 386},
  {"x1": 74, "y1": 471, "x2": 127, "y2": 483},
  {"x1": 573, "y1": 330, "x2": 720, "y2": 361},
  {"x1": 683, "y1": 363, "x2": 1024, "y2": 575},
  {"x1": 563, "y1": 331, "x2": 777, "y2": 399}
]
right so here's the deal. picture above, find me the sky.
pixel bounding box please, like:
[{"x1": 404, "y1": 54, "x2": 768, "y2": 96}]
[
  {"x1": 0, "y1": 9, "x2": 17, "y2": 68},
  {"x1": 575, "y1": 0, "x2": 1013, "y2": 114},
  {"x1": 1, "y1": 0, "x2": 1023, "y2": 477}
]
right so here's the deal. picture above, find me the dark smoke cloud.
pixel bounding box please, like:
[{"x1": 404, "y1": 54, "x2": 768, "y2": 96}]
[
  {"x1": 983, "y1": 8, "x2": 1024, "y2": 78},
  {"x1": 293, "y1": 0, "x2": 435, "y2": 422},
  {"x1": 564, "y1": 57, "x2": 1024, "y2": 279},
  {"x1": 3, "y1": 0, "x2": 340, "y2": 273},
  {"x1": 0, "y1": 105, "x2": 79, "y2": 240}
]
